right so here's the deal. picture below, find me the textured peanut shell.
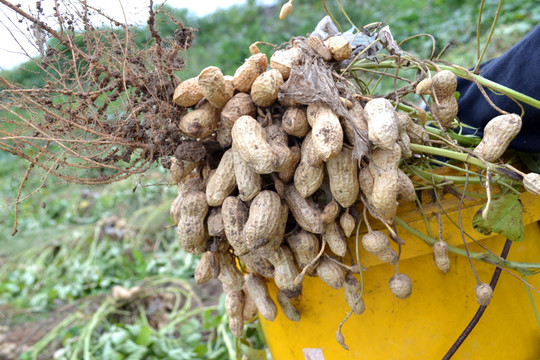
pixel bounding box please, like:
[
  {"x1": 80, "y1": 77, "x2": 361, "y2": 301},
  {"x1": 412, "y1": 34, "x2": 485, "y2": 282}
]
[
  {"x1": 308, "y1": 35, "x2": 332, "y2": 61},
  {"x1": 221, "y1": 93, "x2": 256, "y2": 129},
  {"x1": 207, "y1": 207, "x2": 225, "y2": 237},
  {"x1": 307, "y1": 103, "x2": 343, "y2": 161},
  {"x1": 389, "y1": 273, "x2": 412, "y2": 299},
  {"x1": 169, "y1": 157, "x2": 184, "y2": 184},
  {"x1": 198, "y1": 66, "x2": 234, "y2": 108},
  {"x1": 397, "y1": 131, "x2": 412, "y2": 158},
  {"x1": 242, "y1": 288, "x2": 259, "y2": 321},
  {"x1": 176, "y1": 191, "x2": 208, "y2": 254},
  {"x1": 475, "y1": 283, "x2": 493, "y2": 306},
  {"x1": 397, "y1": 168, "x2": 416, "y2": 203},
  {"x1": 294, "y1": 132, "x2": 325, "y2": 198},
  {"x1": 358, "y1": 166, "x2": 374, "y2": 198},
  {"x1": 216, "y1": 125, "x2": 232, "y2": 148},
  {"x1": 431, "y1": 70, "x2": 457, "y2": 98},
  {"x1": 316, "y1": 257, "x2": 345, "y2": 289},
  {"x1": 363, "y1": 98, "x2": 399, "y2": 150},
  {"x1": 270, "y1": 47, "x2": 301, "y2": 80},
  {"x1": 344, "y1": 274, "x2": 366, "y2": 315},
  {"x1": 282, "y1": 107, "x2": 310, "y2": 137},
  {"x1": 321, "y1": 199, "x2": 340, "y2": 224},
  {"x1": 283, "y1": 184, "x2": 325, "y2": 234},
  {"x1": 278, "y1": 146, "x2": 301, "y2": 183},
  {"x1": 173, "y1": 77, "x2": 203, "y2": 107},
  {"x1": 233, "y1": 53, "x2": 268, "y2": 93},
  {"x1": 277, "y1": 291, "x2": 301, "y2": 321},
  {"x1": 523, "y1": 172, "x2": 540, "y2": 196},
  {"x1": 194, "y1": 252, "x2": 215, "y2": 285},
  {"x1": 232, "y1": 146, "x2": 261, "y2": 202},
  {"x1": 286, "y1": 230, "x2": 320, "y2": 275},
  {"x1": 243, "y1": 190, "x2": 282, "y2": 251},
  {"x1": 342, "y1": 101, "x2": 367, "y2": 145},
  {"x1": 221, "y1": 196, "x2": 250, "y2": 256},
  {"x1": 323, "y1": 220, "x2": 348, "y2": 257},
  {"x1": 340, "y1": 212, "x2": 356, "y2": 238},
  {"x1": 266, "y1": 124, "x2": 291, "y2": 171},
  {"x1": 433, "y1": 240, "x2": 450, "y2": 274},
  {"x1": 269, "y1": 245, "x2": 302, "y2": 298},
  {"x1": 326, "y1": 146, "x2": 359, "y2": 208},
  {"x1": 473, "y1": 114, "x2": 522, "y2": 162},
  {"x1": 252, "y1": 203, "x2": 289, "y2": 259},
  {"x1": 362, "y1": 231, "x2": 398, "y2": 264},
  {"x1": 240, "y1": 253, "x2": 275, "y2": 278},
  {"x1": 251, "y1": 69, "x2": 284, "y2": 107},
  {"x1": 179, "y1": 101, "x2": 220, "y2": 139},
  {"x1": 244, "y1": 273, "x2": 277, "y2": 321},
  {"x1": 169, "y1": 193, "x2": 183, "y2": 226},
  {"x1": 324, "y1": 35, "x2": 352, "y2": 61},
  {"x1": 218, "y1": 251, "x2": 245, "y2": 292},
  {"x1": 225, "y1": 290, "x2": 245, "y2": 337},
  {"x1": 432, "y1": 96, "x2": 458, "y2": 128},
  {"x1": 370, "y1": 168, "x2": 399, "y2": 222},
  {"x1": 231, "y1": 115, "x2": 277, "y2": 174},
  {"x1": 206, "y1": 149, "x2": 237, "y2": 206}
]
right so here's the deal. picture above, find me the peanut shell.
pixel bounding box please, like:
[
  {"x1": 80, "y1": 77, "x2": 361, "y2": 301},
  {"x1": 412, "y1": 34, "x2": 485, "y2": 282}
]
[
  {"x1": 173, "y1": 77, "x2": 203, "y2": 107},
  {"x1": 232, "y1": 115, "x2": 277, "y2": 174},
  {"x1": 251, "y1": 69, "x2": 284, "y2": 107}
]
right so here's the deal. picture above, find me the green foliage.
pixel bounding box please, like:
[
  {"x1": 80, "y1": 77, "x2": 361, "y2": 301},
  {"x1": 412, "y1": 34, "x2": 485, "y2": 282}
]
[{"x1": 473, "y1": 193, "x2": 525, "y2": 242}]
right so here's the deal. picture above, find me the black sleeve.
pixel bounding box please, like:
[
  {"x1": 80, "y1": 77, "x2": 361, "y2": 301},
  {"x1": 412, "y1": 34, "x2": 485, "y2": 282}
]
[{"x1": 456, "y1": 22, "x2": 540, "y2": 153}]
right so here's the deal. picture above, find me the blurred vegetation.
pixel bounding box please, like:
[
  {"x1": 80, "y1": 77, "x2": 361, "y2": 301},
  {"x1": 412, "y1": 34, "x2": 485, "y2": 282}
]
[{"x1": 1, "y1": 0, "x2": 539, "y2": 359}]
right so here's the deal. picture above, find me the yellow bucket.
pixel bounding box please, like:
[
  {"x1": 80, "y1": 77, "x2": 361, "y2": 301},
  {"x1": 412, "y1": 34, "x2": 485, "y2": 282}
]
[{"x1": 260, "y1": 189, "x2": 540, "y2": 359}]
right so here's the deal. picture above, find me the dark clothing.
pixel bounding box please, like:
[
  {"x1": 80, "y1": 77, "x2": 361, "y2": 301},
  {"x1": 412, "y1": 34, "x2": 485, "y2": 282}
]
[{"x1": 456, "y1": 23, "x2": 540, "y2": 152}]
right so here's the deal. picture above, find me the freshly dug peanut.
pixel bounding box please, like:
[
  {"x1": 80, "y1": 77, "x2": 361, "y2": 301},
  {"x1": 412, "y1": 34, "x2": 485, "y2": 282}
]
[
  {"x1": 308, "y1": 35, "x2": 333, "y2": 61},
  {"x1": 358, "y1": 166, "x2": 374, "y2": 198},
  {"x1": 269, "y1": 245, "x2": 302, "y2": 298},
  {"x1": 363, "y1": 98, "x2": 399, "y2": 150},
  {"x1": 369, "y1": 144, "x2": 401, "y2": 222},
  {"x1": 217, "y1": 125, "x2": 233, "y2": 148},
  {"x1": 206, "y1": 149, "x2": 236, "y2": 206},
  {"x1": 307, "y1": 103, "x2": 343, "y2": 161},
  {"x1": 278, "y1": 145, "x2": 301, "y2": 183},
  {"x1": 323, "y1": 220, "x2": 347, "y2": 257},
  {"x1": 523, "y1": 173, "x2": 540, "y2": 196},
  {"x1": 270, "y1": 47, "x2": 301, "y2": 80},
  {"x1": 244, "y1": 273, "x2": 277, "y2": 321},
  {"x1": 396, "y1": 112, "x2": 429, "y2": 144},
  {"x1": 170, "y1": 157, "x2": 184, "y2": 185},
  {"x1": 416, "y1": 71, "x2": 458, "y2": 128},
  {"x1": 221, "y1": 93, "x2": 256, "y2": 129},
  {"x1": 251, "y1": 69, "x2": 284, "y2": 107},
  {"x1": 324, "y1": 35, "x2": 352, "y2": 62},
  {"x1": 342, "y1": 101, "x2": 368, "y2": 145},
  {"x1": 432, "y1": 97, "x2": 458, "y2": 128},
  {"x1": 475, "y1": 282, "x2": 493, "y2": 306},
  {"x1": 286, "y1": 230, "x2": 320, "y2": 275},
  {"x1": 282, "y1": 107, "x2": 310, "y2": 137},
  {"x1": 173, "y1": 77, "x2": 203, "y2": 107},
  {"x1": 232, "y1": 146, "x2": 262, "y2": 202},
  {"x1": 221, "y1": 196, "x2": 250, "y2": 256},
  {"x1": 340, "y1": 211, "x2": 356, "y2": 238},
  {"x1": 397, "y1": 168, "x2": 416, "y2": 203},
  {"x1": 473, "y1": 114, "x2": 522, "y2": 162},
  {"x1": 266, "y1": 124, "x2": 292, "y2": 171},
  {"x1": 321, "y1": 199, "x2": 340, "y2": 224},
  {"x1": 233, "y1": 53, "x2": 268, "y2": 92},
  {"x1": 252, "y1": 202, "x2": 289, "y2": 259},
  {"x1": 198, "y1": 66, "x2": 234, "y2": 108},
  {"x1": 232, "y1": 115, "x2": 277, "y2": 174},
  {"x1": 397, "y1": 131, "x2": 412, "y2": 158},
  {"x1": 326, "y1": 146, "x2": 359, "y2": 208},
  {"x1": 218, "y1": 251, "x2": 245, "y2": 292},
  {"x1": 170, "y1": 193, "x2": 183, "y2": 226},
  {"x1": 243, "y1": 190, "x2": 282, "y2": 250},
  {"x1": 195, "y1": 252, "x2": 219, "y2": 285},
  {"x1": 279, "y1": 0, "x2": 293, "y2": 20},
  {"x1": 207, "y1": 207, "x2": 225, "y2": 237},
  {"x1": 316, "y1": 257, "x2": 345, "y2": 289},
  {"x1": 225, "y1": 290, "x2": 245, "y2": 337},
  {"x1": 344, "y1": 274, "x2": 366, "y2": 315},
  {"x1": 294, "y1": 132, "x2": 325, "y2": 198},
  {"x1": 177, "y1": 191, "x2": 209, "y2": 254},
  {"x1": 283, "y1": 184, "x2": 325, "y2": 234},
  {"x1": 277, "y1": 291, "x2": 301, "y2": 321},
  {"x1": 362, "y1": 231, "x2": 398, "y2": 264},
  {"x1": 433, "y1": 240, "x2": 450, "y2": 274},
  {"x1": 240, "y1": 253, "x2": 275, "y2": 278},
  {"x1": 389, "y1": 273, "x2": 412, "y2": 299},
  {"x1": 179, "y1": 101, "x2": 220, "y2": 139},
  {"x1": 242, "y1": 287, "x2": 259, "y2": 322}
]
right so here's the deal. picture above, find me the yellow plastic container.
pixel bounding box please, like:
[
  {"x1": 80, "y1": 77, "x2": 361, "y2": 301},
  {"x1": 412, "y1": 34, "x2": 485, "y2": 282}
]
[{"x1": 260, "y1": 189, "x2": 540, "y2": 359}]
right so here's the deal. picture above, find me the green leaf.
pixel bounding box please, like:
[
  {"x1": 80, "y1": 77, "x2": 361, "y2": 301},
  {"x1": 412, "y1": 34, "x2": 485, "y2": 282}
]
[
  {"x1": 472, "y1": 194, "x2": 525, "y2": 242},
  {"x1": 238, "y1": 338, "x2": 267, "y2": 360},
  {"x1": 135, "y1": 325, "x2": 152, "y2": 347}
]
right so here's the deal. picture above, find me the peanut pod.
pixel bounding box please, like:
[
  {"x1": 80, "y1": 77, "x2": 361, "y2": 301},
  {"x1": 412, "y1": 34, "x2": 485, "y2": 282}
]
[
  {"x1": 283, "y1": 184, "x2": 325, "y2": 234},
  {"x1": 306, "y1": 103, "x2": 343, "y2": 161},
  {"x1": 232, "y1": 115, "x2": 277, "y2": 174},
  {"x1": 244, "y1": 273, "x2": 277, "y2": 321},
  {"x1": 176, "y1": 190, "x2": 209, "y2": 254},
  {"x1": 206, "y1": 148, "x2": 237, "y2": 206},
  {"x1": 221, "y1": 196, "x2": 250, "y2": 256}
]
